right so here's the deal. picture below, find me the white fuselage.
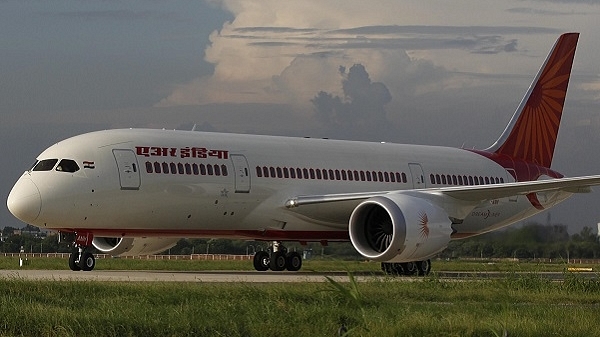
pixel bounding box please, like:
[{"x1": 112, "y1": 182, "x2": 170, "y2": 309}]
[{"x1": 8, "y1": 129, "x2": 571, "y2": 242}]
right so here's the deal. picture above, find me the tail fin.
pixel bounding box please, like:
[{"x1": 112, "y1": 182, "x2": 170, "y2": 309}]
[{"x1": 486, "y1": 33, "x2": 579, "y2": 168}]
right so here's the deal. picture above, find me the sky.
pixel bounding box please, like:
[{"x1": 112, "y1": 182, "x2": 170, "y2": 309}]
[{"x1": 2, "y1": 0, "x2": 600, "y2": 234}]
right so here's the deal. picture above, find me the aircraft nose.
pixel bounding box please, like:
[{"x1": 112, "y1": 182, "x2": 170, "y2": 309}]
[{"x1": 7, "y1": 177, "x2": 41, "y2": 223}]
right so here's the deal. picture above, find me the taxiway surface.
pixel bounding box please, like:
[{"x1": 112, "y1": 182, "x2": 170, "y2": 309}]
[
  {"x1": 0, "y1": 270, "x2": 370, "y2": 282},
  {"x1": 0, "y1": 269, "x2": 592, "y2": 282}
]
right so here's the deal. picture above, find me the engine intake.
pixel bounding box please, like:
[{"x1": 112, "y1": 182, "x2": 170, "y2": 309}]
[{"x1": 349, "y1": 194, "x2": 452, "y2": 262}]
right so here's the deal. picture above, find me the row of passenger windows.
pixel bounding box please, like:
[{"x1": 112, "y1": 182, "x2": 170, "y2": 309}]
[
  {"x1": 430, "y1": 173, "x2": 504, "y2": 186},
  {"x1": 145, "y1": 161, "x2": 229, "y2": 177},
  {"x1": 256, "y1": 166, "x2": 409, "y2": 183},
  {"x1": 141, "y1": 160, "x2": 504, "y2": 187}
]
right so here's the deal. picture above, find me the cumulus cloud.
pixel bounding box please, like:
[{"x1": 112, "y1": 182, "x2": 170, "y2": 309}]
[
  {"x1": 312, "y1": 64, "x2": 392, "y2": 139},
  {"x1": 156, "y1": 1, "x2": 548, "y2": 109}
]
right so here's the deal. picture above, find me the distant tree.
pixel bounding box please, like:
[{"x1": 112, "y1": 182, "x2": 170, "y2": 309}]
[{"x1": 2, "y1": 226, "x2": 17, "y2": 237}]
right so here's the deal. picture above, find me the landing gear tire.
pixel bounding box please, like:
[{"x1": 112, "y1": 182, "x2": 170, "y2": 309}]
[
  {"x1": 286, "y1": 251, "x2": 302, "y2": 271},
  {"x1": 254, "y1": 241, "x2": 304, "y2": 272},
  {"x1": 381, "y1": 262, "x2": 393, "y2": 275},
  {"x1": 270, "y1": 251, "x2": 287, "y2": 271},
  {"x1": 402, "y1": 262, "x2": 417, "y2": 276},
  {"x1": 381, "y1": 262, "x2": 404, "y2": 275},
  {"x1": 253, "y1": 251, "x2": 270, "y2": 271},
  {"x1": 382, "y1": 261, "x2": 430, "y2": 276},
  {"x1": 68, "y1": 252, "x2": 81, "y2": 271},
  {"x1": 417, "y1": 259, "x2": 431, "y2": 276},
  {"x1": 79, "y1": 251, "x2": 96, "y2": 271}
]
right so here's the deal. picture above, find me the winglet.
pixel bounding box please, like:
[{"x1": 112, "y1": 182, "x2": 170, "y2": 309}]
[{"x1": 486, "y1": 33, "x2": 579, "y2": 168}]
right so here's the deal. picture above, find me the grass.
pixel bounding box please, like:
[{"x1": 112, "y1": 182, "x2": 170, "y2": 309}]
[
  {"x1": 1, "y1": 257, "x2": 600, "y2": 336},
  {"x1": 0, "y1": 273, "x2": 599, "y2": 336}
]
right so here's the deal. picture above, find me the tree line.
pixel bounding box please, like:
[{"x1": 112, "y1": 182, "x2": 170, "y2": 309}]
[{"x1": 1, "y1": 222, "x2": 599, "y2": 260}]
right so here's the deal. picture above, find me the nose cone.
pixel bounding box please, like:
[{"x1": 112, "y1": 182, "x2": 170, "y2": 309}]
[{"x1": 7, "y1": 177, "x2": 41, "y2": 223}]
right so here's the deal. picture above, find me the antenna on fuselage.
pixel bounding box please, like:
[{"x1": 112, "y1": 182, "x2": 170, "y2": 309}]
[{"x1": 191, "y1": 124, "x2": 198, "y2": 131}]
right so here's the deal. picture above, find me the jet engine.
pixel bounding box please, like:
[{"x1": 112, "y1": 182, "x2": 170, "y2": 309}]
[
  {"x1": 92, "y1": 237, "x2": 179, "y2": 257},
  {"x1": 349, "y1": 194, "x2": 453, "y2": 262}
]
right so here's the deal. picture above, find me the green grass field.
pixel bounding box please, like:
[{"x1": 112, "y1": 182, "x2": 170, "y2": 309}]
[{"x1": 1, "y1": 257, "x2": 599, "y2": 336}]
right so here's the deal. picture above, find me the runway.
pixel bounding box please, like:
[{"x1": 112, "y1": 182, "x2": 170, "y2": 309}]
[{"x1": 0, "y1": 269, "x2": 594, "y2": 282}]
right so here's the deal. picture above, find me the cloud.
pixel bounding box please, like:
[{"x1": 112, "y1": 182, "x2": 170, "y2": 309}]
[
  {"x1": 157, "y1": 0, "x2": 551, "y2": 109},
  {"x1": 506, "y1": 7, "x2": 591, "y2": 15},
  {"x1": 52, "y1": 10, "x2": 183, "y2": 22},
  {"x1": 579, "y1": 80, "x2": 600, "y2": 100},
  {"x1": 530, "y1": 0, "x2": 600, "y2": 4},
  {"x1": 312, "y1": 64, "x2": 392, "y2": 139}
]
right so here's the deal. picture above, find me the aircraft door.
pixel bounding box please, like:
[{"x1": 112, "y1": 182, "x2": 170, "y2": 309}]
[
  {"x1": 408, "y1": 163, "x2": 426, "y2": 189},
  {"x1": 231, "y1": 154, "x2": 250, "y2": 193},
  {"x1": 113, "y1": 149, "x2": 141, "y2": 190}
]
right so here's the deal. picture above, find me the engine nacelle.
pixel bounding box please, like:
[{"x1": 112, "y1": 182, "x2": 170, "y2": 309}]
[
  {"x1": 349, "y1": 194, "x2": 453, "y2": 262},
  {"x1": 92, "y1": 237, "x2": 179, "y2": 257}
]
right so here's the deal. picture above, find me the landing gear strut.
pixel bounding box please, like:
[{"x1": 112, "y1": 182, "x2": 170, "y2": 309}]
[
  {"x1": 67, "y1": 232, "x2": 96, "y2": 272},
  {"x1": 381, "y1": 259, "x2": 431, "y2": 276},
  {"x1": 252, "y1": 241, "x2": 302, "y2": 272}
]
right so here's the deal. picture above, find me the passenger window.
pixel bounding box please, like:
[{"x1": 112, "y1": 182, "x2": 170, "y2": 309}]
[{"x1": 33, "y1": 159, "x2": 58, "y2": 171}]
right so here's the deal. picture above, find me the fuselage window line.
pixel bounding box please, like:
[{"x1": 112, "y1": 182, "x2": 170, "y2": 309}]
[{"x1": 144, "y1": 161, "x2": 229, "y2": 177}]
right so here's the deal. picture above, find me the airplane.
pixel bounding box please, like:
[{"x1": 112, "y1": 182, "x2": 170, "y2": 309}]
[{"x1": 7, "y1": 32, "x2": 600, "y2": 275}]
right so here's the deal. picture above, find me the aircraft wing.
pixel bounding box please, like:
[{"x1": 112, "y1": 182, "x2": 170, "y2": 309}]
[{"x1": 285, "y1": 175, "x2": 600, "y2": 224}]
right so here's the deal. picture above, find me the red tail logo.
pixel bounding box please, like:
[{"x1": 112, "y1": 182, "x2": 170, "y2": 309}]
[{"x1": 490, "y1": 33, "x2": 578, "y2": 168}]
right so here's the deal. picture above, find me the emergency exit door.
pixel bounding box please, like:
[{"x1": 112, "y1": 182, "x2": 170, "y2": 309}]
[
  {"x1": 408, "y1": 163, "x2": 426, "y2": 189},
  {"x1": 231, "y1": 154, "x2": 250, "y2": 193},
  {"x1": 113, "y1": 149, "x2": 141, "y2": 190}
]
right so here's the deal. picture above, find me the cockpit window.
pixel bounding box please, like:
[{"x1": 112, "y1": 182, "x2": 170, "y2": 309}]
[
  {"x1": 32, "y1": 159, "x2": 58, "y2": 171},
  {"x1": 56, "y1": 159, "x2": 80, "y2": 173}
]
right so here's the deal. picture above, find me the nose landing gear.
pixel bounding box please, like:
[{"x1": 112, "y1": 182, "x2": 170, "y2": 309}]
[{"x1": 67, "y1": 232, "x2": 96, "y2": 272}]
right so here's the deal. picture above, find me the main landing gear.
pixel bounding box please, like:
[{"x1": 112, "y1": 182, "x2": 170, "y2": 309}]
[
  {"x1": 67, "y1": 232, "x2": 96, "y2": 272},
  {"x1": 253, "y1": 241, "x2": 302, "y2": 272},
  {"x1": 381, "y1": 260, "x2": 431, "y2": 276}
]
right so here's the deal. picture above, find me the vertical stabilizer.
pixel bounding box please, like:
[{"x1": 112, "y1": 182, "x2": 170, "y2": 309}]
[{"x1": 486, "y1": 33, "x2": 579, "y2": 168}]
